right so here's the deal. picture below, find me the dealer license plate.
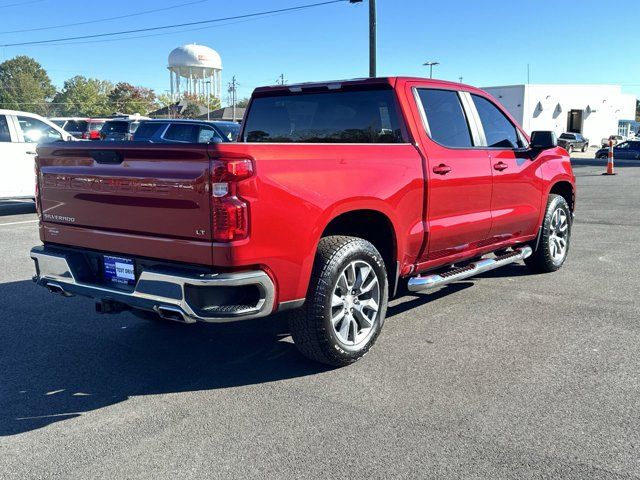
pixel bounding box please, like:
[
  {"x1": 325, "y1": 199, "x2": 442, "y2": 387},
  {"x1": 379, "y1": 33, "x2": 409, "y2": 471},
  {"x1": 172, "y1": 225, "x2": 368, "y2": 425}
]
[{"x1": 103, "y1": 256, "x2": 136, "y2": 286}]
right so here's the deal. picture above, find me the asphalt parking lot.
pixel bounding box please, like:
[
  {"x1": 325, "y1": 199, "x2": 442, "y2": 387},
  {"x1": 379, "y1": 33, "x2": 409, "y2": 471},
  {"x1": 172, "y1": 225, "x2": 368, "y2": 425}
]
[{"x1": 1, "y1": 156, "x2": 639, "y2": 479}]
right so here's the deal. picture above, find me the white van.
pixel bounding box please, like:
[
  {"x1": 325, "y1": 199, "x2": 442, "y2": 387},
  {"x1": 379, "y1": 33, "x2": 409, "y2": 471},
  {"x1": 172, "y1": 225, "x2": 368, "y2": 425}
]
[{"x1": 0, "y1": 110, "x2": 75, "y2": 199}]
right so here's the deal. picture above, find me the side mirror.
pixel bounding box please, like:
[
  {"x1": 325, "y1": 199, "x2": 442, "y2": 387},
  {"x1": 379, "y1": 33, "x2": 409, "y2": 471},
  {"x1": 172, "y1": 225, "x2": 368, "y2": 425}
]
[{"x1": 530, "y1": 130, "x2": 557, "y2": 149}]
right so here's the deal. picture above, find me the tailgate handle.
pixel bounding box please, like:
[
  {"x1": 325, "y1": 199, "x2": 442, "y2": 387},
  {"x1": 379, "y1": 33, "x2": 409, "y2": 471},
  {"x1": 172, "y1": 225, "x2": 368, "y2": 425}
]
[{"x1": 90, "y1": 150, "x2": 124, "y2": 164}]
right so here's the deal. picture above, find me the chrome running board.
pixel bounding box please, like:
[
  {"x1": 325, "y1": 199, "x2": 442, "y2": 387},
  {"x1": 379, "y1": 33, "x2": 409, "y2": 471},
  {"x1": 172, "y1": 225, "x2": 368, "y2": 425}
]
[{"x1": 408, "y1": 246, "x2": 533, "y2": 292}]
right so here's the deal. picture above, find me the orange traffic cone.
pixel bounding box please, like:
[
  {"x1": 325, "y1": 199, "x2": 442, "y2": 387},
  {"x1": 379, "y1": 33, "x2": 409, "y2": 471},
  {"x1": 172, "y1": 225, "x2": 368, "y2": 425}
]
[{"x1": 602, "y1": 139, "x2": 616, "y2": 176}]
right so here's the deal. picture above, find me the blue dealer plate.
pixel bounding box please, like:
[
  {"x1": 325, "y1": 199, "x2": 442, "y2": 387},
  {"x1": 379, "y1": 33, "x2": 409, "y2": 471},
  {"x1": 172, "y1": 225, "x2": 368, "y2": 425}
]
[{"x1": 103, "y1": 256, "x2": 136, "y2": 285}]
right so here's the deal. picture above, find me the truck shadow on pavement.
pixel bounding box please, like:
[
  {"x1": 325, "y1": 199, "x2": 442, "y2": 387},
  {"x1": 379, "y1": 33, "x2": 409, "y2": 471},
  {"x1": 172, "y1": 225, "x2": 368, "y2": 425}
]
[
  {"x1": 0, "y1": 280, "x2": 331, "y2": 437},
  {"x1": 0, "y1": 277, "x2": 482, "y2": 437}
]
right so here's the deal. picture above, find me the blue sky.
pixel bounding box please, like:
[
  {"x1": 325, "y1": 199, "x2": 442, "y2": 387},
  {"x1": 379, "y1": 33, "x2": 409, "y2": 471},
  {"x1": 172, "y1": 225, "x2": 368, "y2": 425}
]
[{"x1": 1, "y1": 0, "x2": 638, "y2": 103}]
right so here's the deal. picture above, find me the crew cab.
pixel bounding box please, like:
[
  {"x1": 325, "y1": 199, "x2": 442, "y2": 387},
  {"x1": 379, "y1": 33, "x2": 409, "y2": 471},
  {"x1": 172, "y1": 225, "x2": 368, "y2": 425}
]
[{"x1": 30, "y1": 78, "x2": 575, "y2": 366}]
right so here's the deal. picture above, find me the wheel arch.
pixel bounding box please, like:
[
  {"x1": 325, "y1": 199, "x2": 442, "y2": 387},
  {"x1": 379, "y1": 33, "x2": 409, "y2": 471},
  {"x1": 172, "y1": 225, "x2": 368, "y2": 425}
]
[
  {"x1": 321, "y1": 209, "x2": 399, "y2": 294},
  {"x1": 549, "y1": 180, "x2": 575, "y2": 212}
]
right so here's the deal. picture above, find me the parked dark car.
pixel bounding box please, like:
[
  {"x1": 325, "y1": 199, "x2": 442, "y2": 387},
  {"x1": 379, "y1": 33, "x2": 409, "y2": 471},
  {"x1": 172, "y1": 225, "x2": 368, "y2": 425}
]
[
  {"x1": 557, "y1": 132, "x2": 589, "y2": 153},
  {"x1": 595, "y1": 141, "x2": 640, "y2": 160},
  {"x1": 131, "y1": 119, "x2": 240, "y2": 143},
  {"x1": 100, "y1": 119, "x2": 142, "y2": 141}
]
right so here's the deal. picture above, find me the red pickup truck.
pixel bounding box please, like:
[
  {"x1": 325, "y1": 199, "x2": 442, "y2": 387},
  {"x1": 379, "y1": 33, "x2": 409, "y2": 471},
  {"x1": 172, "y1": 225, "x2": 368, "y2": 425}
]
[{"x1": 31, "y1": 77, "x2": 575, "y2": 366}]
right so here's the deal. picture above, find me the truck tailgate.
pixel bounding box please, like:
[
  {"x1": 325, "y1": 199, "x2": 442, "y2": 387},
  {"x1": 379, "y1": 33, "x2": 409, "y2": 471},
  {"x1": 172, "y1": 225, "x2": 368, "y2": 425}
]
[{"x1": 36, "y1": 143, "x2": 212, "y2": 261}]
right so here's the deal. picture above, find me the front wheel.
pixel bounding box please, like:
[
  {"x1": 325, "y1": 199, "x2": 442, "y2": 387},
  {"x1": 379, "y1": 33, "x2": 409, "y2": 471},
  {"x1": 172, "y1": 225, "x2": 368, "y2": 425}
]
[
  {"x1": 289, "y1": 235, "x2": 388, "y2": 367},
  {"x1": 525, "y1": 194, "x2": 572, "y2": 273},
  {"x1": 581, "y1": 144, "x2": 588, "y2": 152},
  {"x1": 566, "y1": 144, "x2": 574, "y2": 154}
]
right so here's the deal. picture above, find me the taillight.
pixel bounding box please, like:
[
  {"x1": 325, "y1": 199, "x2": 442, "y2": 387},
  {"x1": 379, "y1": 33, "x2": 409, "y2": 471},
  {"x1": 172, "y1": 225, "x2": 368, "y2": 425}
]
[{"x1": 211, "y1": 158, "x2": 253, "y2": 242}]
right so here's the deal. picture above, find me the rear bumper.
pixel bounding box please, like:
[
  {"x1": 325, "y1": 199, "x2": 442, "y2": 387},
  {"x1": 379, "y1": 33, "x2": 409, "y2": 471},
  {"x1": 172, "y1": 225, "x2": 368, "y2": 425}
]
[{"x1": 30, "y1": 246, "x2": 276, "y2": 323}]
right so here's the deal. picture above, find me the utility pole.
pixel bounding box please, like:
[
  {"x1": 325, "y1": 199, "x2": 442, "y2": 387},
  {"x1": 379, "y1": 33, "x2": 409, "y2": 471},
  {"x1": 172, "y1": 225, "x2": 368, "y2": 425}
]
[
  {"x1": 277, "y1": 73, "x2": 287, "y2": 85},
  {"x1": 205, "y1": 81, "x2": 211, "y2": 121},
  {"x1": 228, "y1": 76, "x2": 238, "y2": 122},
  {"x1": 349, "y1": 0, "x2": 376, "y2": 77},
  {"x1": 423, "y1": 61, "x2": 439, "y2": 79}
]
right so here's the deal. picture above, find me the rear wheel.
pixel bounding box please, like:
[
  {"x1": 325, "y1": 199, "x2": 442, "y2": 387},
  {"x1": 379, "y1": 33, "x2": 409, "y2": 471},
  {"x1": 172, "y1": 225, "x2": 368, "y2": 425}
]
[
  {"x1": 289, "y1": 236, "x2": 388, "y2": 367},
  {"x1": 525, "y1": 194, "x2": 572, "y2": 273},
  {"x1": 581, "y1": 143, "x2": 587, "y2": 152},
  {"x1": 566, "y1": 144, "x2": 574, "y2": 154}
]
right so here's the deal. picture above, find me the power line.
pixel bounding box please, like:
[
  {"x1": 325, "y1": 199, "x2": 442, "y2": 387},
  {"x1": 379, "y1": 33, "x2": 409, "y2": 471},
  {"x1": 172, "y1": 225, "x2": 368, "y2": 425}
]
[
  {"x1": 1, "y1": 0, "x2": 347, "y2": 47},
  {"x1": 0, "y1": 0, "x2": 211, "y2": 35},
  {"x1": 0, "y1": 0, "x2": 43, "y2": 9}
]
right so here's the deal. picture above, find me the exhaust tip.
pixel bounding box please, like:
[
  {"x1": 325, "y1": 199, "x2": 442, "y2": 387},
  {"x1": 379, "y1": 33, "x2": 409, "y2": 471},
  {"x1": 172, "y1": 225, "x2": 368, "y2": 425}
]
[
  {"x1": 46, "y1": 283, "x2": 72, "y2": 297},
  {"x1": 154, "y1": 305, "x2": 194, "y2": 324}
]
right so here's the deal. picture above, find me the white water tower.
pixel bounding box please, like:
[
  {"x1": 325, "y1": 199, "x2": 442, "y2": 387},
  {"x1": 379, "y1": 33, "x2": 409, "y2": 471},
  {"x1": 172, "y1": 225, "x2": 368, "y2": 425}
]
[{"x1": 168, "y1": 44, "x2": 222, "y2": 101}]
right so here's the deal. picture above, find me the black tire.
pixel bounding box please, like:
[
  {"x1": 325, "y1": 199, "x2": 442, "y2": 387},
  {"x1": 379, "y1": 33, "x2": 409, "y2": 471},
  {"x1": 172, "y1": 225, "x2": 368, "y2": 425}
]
[
  {"x1": 566, "y1": 144, "x2": 573, "y2": 154},
  {"x1": 525, "y1": 194, "x2": 572, "y2": 273},
  {"x1": 289, "y1": 235, "x2": 388, "y2": 367},
  {"x1": 581, "y1": 144, "x2": 587, "y2": 152}
]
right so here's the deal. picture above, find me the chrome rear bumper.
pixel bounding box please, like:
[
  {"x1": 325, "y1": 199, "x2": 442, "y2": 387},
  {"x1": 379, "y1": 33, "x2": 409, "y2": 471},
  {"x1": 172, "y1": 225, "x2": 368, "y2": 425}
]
[{"x1": 30, "y1": 246, "x2": 275, "y2": 323}]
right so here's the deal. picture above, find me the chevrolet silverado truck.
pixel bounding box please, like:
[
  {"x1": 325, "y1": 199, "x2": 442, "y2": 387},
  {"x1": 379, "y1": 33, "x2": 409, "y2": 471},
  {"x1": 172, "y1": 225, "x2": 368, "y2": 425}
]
[{"x1": 31, "y1": 77, "x2": 575, "y2": 367}]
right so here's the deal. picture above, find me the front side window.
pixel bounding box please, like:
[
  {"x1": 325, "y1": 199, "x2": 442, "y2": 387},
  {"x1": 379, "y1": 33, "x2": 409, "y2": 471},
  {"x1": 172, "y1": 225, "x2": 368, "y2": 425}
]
[
  {"x1": 17, "y1": 116, "x2": 62, "y2": 143},
  {"x1": 472, "y1": 94, "x2": 523, "y2": 149},
  {"x1": 416, "y1": 89, "x2": 473, "y2": 148},
  {"x1": 616, "y1": 142, "x2": 630, "y2": 149},
  {"x1": 215, "y1": 123, "x2": 240, "y2": 141},
  {"x1": 198, "y1": 127, "x2": 223, "y2": 143},
  {"x1": 244, "y1": 88, "x2": 405, "y2": 143},
  {"x1": 0, "y1": 115, "x2": 11, "y2": 142},
  {"x1": 163, "y1": 123, "x2": 199, "y2": 142}
]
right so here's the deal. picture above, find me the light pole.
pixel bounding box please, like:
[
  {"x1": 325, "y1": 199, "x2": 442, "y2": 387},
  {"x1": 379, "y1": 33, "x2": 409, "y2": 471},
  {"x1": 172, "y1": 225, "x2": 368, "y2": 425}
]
[
  {"x1": 423, "y1": 61, "x2": 439, "y2": 79},
  {"x1": 349, "y1": 0, "x2": 376, "y2": 77}
]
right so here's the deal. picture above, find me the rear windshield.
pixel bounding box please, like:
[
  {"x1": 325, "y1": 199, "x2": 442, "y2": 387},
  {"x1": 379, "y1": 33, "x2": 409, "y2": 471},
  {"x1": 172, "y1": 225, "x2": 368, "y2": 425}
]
[
  {"x1": 215, "y1": 123, "x2": 240, "y2": 141},
  {"x1": 559, "y1": 133, "x2": 575, "y2": 139},
  {"x1": 101, "y1": 121, "x2": 130, "y2": 134},
  {"x1": 133, "y1": 122, "x2": 166, "y2": 140},
  {"x1": 65, "y1": 120, "x2": 88, "y2": 132},
  {"x1": 88, "y1": 122, "x2": 105, "y2": 131},
  {"x1": 243, "y1": 88, "x2": 405, "y2": 143}
]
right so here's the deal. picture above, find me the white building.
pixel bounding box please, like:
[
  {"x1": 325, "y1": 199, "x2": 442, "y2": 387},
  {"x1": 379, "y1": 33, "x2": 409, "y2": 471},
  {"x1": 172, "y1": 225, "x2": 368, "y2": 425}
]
[{"x1": 483, "y1": 84, "x2": 637, "y2": 146}]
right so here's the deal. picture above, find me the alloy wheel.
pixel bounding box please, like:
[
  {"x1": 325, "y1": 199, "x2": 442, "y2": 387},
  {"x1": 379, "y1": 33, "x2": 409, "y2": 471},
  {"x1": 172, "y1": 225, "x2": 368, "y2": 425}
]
[
  {"x1": 549, "y1": 207, "x2": 569, "y2": 263},
  {"x1": 331, "y1": 260, "x2": 380, "y2": 348}
]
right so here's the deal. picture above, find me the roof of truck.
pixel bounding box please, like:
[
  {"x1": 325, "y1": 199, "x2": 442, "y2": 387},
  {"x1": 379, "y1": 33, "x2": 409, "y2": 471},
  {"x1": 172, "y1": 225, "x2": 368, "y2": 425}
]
[{"x1": 253, "y1": 77, "x2": 484, "y2": 95}]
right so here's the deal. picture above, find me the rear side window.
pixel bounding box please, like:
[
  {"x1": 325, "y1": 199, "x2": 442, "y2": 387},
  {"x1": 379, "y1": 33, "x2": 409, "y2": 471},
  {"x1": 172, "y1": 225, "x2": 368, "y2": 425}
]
[
  {"x1": 163, "y1": 123, "x2": 199, "y2": 142},
  {"x1": 0, "y1": 115, "x2": 10, "y2": 142},
  {"x1": 244, "y1": 88, "x2": 405, "y2": 143},
  {"x1": 416, "y1": 89, "x2": 473, "y2": 148},
  {"x1": 134, "y1": 122, "x2": 166, "y2": 141},
  {"x1": 472, "y1": 94, "x2": 523, "y2": 148}
]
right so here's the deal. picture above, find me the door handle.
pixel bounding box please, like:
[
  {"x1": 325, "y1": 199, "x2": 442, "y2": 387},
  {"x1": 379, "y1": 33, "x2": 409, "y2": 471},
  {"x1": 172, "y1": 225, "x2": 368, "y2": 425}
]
[
  {"x1": 432, "y1": 164, "x2": 451, "y2": 175},
  {"x1": 493, "y1": 161, "x2": 508, "y2": 171},
  {"x1": 26, "y1": 151, "x2": 37, "y2": 155}
]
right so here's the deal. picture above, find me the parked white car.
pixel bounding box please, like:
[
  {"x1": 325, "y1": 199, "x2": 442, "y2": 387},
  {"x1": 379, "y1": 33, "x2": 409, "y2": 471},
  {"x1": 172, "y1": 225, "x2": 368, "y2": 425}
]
[{"x1": 0, "y1": 110, "x2": 75, "y2": 200}]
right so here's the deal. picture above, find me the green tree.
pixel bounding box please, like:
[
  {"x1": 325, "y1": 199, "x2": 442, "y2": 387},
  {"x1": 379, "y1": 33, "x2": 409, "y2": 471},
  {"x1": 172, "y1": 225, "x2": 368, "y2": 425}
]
[
  {"x1": 182, "y1": 102, "x2": 202, "y2": 118},
  {"x1": 236, "y1": 97, "x2": 250, "y2": 108},
  {"x1": 0, "y1": 55, "x2": 55, "y2": 115},
  {"x1": 636, "y1": 99, "x2": 639, "y2": 122},
  {"x1": 107, "y1": 82, "x2": 157, "y2": 115},
  {"x1": 52, "y1": 76, "x2": 112, "y2": 116}
]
